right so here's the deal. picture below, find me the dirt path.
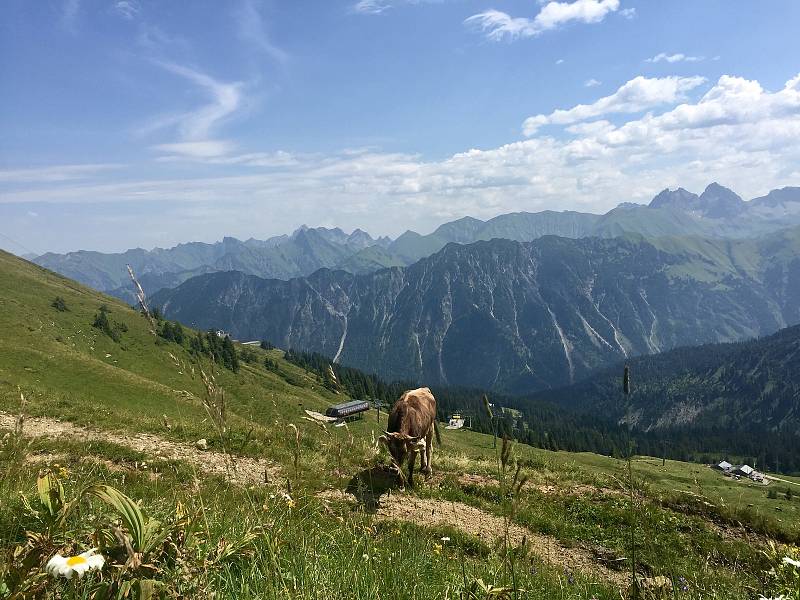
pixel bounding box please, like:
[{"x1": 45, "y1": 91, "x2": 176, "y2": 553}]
[
  {"x1": 768, "y1": 475, "x2": 800, "y2": 488},
  {"x1": 320, "y1": 489, "x2": 628, "y2": 588},
  {"x1": 1, "y1": 412, "x2": 280, "y2": 486},
  {"x1": 458, "y1": 473, "x2": 624, "y2": 498}
]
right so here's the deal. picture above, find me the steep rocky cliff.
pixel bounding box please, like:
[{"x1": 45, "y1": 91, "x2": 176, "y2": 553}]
[{"x1": 155, "y1": 228, "x2": 800, "y2": 394}]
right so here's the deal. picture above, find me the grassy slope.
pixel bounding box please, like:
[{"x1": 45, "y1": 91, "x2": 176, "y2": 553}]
[{"x1": 1, "y1": 250, "x2": 798, "y2": 599}]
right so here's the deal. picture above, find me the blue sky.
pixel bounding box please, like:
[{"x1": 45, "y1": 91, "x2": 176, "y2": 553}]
[{"x1": 1, "y1": 0, "x2": 799, "y2": 254}]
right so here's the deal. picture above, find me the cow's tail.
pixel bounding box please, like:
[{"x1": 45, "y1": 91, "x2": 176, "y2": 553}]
[{"x1": 434, "y1": 420, "x2": 442, "y2": 446}]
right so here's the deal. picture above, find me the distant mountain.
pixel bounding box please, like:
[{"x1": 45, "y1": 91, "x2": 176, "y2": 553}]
[
  {"x1": 35, "y1": 227, "x2": 396, "y2": 304},
  {"x1": 648, "y1": 183, "x2": 799, "y2": 222},
  {"x1": 389, "y1": 211, "x2": 601, "y2": 263},
  {"x1": 35, "y1": 184, "x2": 800, "y2": 302},
  {"x1": 154, "y1": 226, "x2": 800, "y2": 395},
  {"x1": 531, "y1": 324, "x2": 800, "y2": 435}
]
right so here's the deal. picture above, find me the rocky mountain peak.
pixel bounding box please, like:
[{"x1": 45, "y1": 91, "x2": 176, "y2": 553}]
[
  {"x1": 649, "y1": 187, "x2": 699, "y2": 210},
  {"x1": 697, "y1": 183, "x2": 745, "y2": 218}
]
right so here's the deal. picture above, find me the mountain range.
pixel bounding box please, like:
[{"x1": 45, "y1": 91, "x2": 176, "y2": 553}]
[
  {"x1": 153, "y1": 225, "x2": 800, "y2": 395},
  {"x1": 32, "y1": 183, "x2": 800, "y2": 303}
]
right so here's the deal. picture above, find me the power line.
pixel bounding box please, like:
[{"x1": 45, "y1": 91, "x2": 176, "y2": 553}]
[{"x1": 0, "y1": 231, "x2": 41, "y2": 257}]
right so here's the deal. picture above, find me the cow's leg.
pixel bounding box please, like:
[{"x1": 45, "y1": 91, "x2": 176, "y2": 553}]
[
  {"x1": 407, "y1": 449, "x2": 416, "y2": 487},
  {"x1": 425, "y1": 431, "x2": 434, "y2": 477}
]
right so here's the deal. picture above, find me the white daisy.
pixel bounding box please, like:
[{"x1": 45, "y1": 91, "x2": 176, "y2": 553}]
[
  {"x1": 45, "y1": 548, "x2": 105, "y2": 579},
  {"x1": 782, "y1": 556, "x2": 800, "y2": 568}
]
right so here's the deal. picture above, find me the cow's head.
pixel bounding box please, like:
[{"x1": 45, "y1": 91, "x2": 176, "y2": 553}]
[{"x1": 378, "y1": 431, "x2": 426, "y2": 471}]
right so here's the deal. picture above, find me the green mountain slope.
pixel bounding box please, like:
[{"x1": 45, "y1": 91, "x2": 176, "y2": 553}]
[
  {"x1": 0, "y1": 250, "x2": 342, "y2": 444},
  {"x1": 532, "y1": 324, "x2": 800, "y2": 436}
]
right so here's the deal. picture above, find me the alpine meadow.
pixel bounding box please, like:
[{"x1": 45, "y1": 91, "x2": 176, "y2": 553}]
[{"x1": 1, "y1": 2, "x2": 800, "y2": 599}]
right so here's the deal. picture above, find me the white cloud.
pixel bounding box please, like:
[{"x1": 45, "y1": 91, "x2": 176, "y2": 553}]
[
  {"x1": 585, "y1": 78, "x2": 602, "y2": 87},
  {"x1": 351, "y1": 0, "x2": 443, "y2": 14},
  {"x1": 152, "y1": 141, "x2": 237, "y2": 159},
  {"x1": 114, "y1": 0, "x2": 139, "y2": 20},
  {"x1": 556, "y1": 59, "x2": 565, "y2": 65},
  {"x1": 646, "y1": 52, "x2": 703, "y2": 64},
  {"x1": 0, "y1": 164, "x2": 122, "y2": 183},
  {"x1": 619, "y1": 7, "x2": 635, "y2": 18},
  {"x1": 353, "y1": 0, "x2": 392, "y2": 13},
  {"x1": 465, "y1": 0, "x2": 620, "y2": 41},
  {"x1": 523, "y1": 75, "x2": 706, "y2": 135},
  {"x1": 141, "y1": 63, "x2": 245, "y2": 160},
  {"x1": 235, "y1": 0, "x2": 289, "y2": 63},
  {"x1": 4, "y1": 73, "x2": 799, "y2": 250},
  {"x1": 158, "y1": 62, "x2": 243, "y2": 141}
]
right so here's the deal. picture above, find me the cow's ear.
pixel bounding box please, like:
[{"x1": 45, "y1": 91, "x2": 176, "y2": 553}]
[
  {"x1": 377, "y1": 435, "x2": 389, "y2": 447},
  {"x1": 413, "y1": 438, "x2": 427, "y2": 450}
]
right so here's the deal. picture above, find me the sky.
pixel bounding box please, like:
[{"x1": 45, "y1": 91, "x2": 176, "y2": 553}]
[{"x1": 1, "y1": 0, "x2": 799, "y2": 255}]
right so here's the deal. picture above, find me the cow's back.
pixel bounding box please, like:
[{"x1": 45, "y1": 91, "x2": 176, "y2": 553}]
[{"x1": 388, "y1": 387, "x2": 436, "y2": 437}]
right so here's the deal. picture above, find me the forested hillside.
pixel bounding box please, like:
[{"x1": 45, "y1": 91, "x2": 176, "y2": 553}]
[{"x1": 530, "y1": 324, "x2": 800, "y2": 440}]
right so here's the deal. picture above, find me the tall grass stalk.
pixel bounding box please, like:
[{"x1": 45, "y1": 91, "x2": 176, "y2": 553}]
[
  {"x1": 623, "y1": 364, "x2": 639, "y2": 599},
  {"x1": 200, "y1": 369, "x2": 236, "y2": 476}
]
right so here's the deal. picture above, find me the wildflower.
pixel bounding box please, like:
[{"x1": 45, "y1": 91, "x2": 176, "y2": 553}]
[
  {"x1": 46, "y1": 548, "x2": 104, "y2": 579},
  {"x1": 678, "y1": 576, "x2": 689, "y2": 592},
  {"x1": 433, "y1": 543, "x2": 442, "y2": 555},
  {"x1": 782, "y1": 556, "x2": 800, "y2": 568},
  {"x1": 440, "y1": 536, "x2": 450, "y2": 543}
]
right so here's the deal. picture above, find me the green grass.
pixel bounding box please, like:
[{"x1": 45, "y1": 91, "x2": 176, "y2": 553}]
[{"x1": 1, "y1": 250, "x2": 798, "y2": 600}]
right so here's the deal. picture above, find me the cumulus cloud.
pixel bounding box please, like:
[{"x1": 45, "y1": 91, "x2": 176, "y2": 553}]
[
  {"x1": 585, "y1": 78, "x2": 602, "y2": 87},
  {"x1": 465, "y1": 0, "x2": 621, "y2": 41},
  {"x1": 523, "y1": 75, "x2": 707, "y2": 135},
  {"x1": 646, "y1": 52, "x2": 703, "y2": 64},
  {"x1": 4, "y1": 73, "x2": 799, "y2": 250}
]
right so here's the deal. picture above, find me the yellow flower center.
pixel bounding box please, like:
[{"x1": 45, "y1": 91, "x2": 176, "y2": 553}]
[{"x1": 66, "y1": 556, "x2": 87, "y2": 567}]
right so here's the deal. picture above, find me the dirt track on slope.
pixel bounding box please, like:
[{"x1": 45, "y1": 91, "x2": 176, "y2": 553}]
[
  {"x1": 1, "y1": 412, "x2": 280, "y2": 486},
  {"x1": 319, "y1": 488, "x2": 629, "y2": 588}
]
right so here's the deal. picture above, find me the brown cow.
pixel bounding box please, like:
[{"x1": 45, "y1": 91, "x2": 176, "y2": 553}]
[{"x1": 378, "y1": 387, "x2": 441, "y2": 486}]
